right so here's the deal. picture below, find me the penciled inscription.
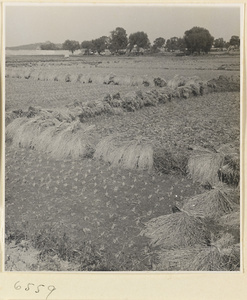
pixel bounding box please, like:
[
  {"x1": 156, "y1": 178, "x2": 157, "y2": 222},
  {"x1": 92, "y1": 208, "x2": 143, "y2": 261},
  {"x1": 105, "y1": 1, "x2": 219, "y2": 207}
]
[{"x1": 14, "y1": 281, "x2": 56, "y2": 299}]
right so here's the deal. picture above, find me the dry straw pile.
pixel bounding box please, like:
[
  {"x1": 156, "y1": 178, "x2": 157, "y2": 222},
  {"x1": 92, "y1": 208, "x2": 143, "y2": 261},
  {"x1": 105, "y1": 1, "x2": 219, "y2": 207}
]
[
  {"x1": 6, "y1": 108, "x2": 97, "y2": 159},
  {"x1": 94, "y1": 135, "x2": 153, "y2": 171},
  {"x1": 182, "y1": 183, "x2": 237, "y2": 218},
  {"x1": 219, "y1": 211, "x2": 240, "y2": 229},
  {"x1": 140, "y1": 211, "x2": 209, "y2": 248},
  {"x1": 143, "y1": 139, "x2": 240, "y2": 271},
  {"x1": 188, "y1": 144, "x2": 240, "y2": 187},
  {"x1": 156, "y1": 239, "x2": 239, "y2": 271},
  {"x1": 188, "y1": 146, "x2": 224, "y2": 186}
]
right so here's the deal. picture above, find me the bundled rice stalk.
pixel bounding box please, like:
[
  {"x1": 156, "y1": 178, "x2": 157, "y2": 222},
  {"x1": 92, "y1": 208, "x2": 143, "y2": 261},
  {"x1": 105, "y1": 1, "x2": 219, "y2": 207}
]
[
  {"x1": 31, "y1": 121, "x2": 67, "y2": 152},
  {"x1": 207, "y1": 75, "x2": 240, "y2": 93},
  {"x1": 51, "y1": 107, "x2": 76, "y2": 122},
  {"x1": 77, "y1": 74, "x2": 92, "y2": 83},
  {"x1": 219, "y1": 211, "x2": 240, "y2": 229},
  {"x1": 102, "y1": 73, "x2": 116, "y2": 85},
  {"x1": 167, "y1": 75, "x2": 186, "y2": 89},
  {"x1": 153, "y1": 148, "x2": 188, "y2": 175},
  {"x1": 94, "y1": 135, "x2": 153, "y2": 171},
  {"x1": 130, "y1": 76, "x2": 144, "y2": 86},
  {"x1": 217, "y1": 143, "x2": 240, "y2": 186},
  {"x1": 70, "y1": 74, "x2": 80, "y2": 83},
  {"x1": 54, "y1": 72, "x2": 66, "y2": 82},
  {"x1": 156, "y1": 245, "x2": 223, "y2": 271},
  {"x1": 45, "y1": 121, "x2": 96, "y2": 159},
  {"x1": 45, "y1": 70, "x2": 60, "y2": 81},
  {"x1": 92, "y1": 75, "x2": 105, "y2": 84},
  {"x1": 142, "y1": 77, "x2": 151, "y2": 87},
  {"x1": 157, "y1": 238, "x2": 240, "y2": 271},
  {"x1": 10, "y1": 68, "x2": 22, "y2": 79},
  {"x1": 111, "y1": 75, "x2": 122, "y2": 85},
  {"x1": 117, "y1": 76, "x2": 132, "y2": 86},
  {"x1": 188, "y1": 146, "x2": 224, "y2": 186},
  {"x1": 220, "y1": 243, "x2": 240, "y2": 271},
  {"x1": 154, "y1": 77, "x2": 167, "y2": 87},
  {"x1": 30, "y1": 69, "x2": 42, "y2": 80},
  {"x1": 182, "y1": 183, "x2": 237, "y2": 219},
  {"x1": 65, "y1": 74, "x2": 72, "y2": 82},
  {"x1": 26, "y1": 106, "x2": 52, "y2": 118},
  {"x1": 157, "y1": 231, "x2": 239, "y2": 271},
  {"x1": 6, "y1": 117, "x2": 55, "y2": 148},
  {"x1": 6, "y1": 117, "x2": 28, "y2": 143},
  {"x1": 141, "y1": 211, "x2": 209, "y2": 248},
  {"x1": 177, "y1": 86, "x2": 193, "y2": 99},
  {"x1": 142, "y1": 90, "x2": 159, "y2": 106},
  {"x1": 121, "y1": 91, "x2": 144, "y2": 111},
  {"x1": 23, "y1": 69, "x2": 32, "y2": 79},
  {"x1": 37, "y1": 72, "x2": 47, "y2": 81}
]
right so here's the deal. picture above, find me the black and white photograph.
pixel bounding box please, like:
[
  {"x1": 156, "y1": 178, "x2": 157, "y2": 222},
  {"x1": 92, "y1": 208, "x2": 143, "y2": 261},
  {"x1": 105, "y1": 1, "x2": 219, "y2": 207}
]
[{"x1": 4, "y1": 3, "x2": 241, "y2": 272}]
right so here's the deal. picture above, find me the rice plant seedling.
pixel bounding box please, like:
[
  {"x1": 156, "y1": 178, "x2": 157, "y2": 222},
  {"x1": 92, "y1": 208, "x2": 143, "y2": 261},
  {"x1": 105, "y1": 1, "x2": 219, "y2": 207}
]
[
  {"x1": 94, "y1": 135, "x2": 153, "y2": 171},
  {"x1": 182, "y1": 183, "x2": 237, "y2": 218},
  {"x1": 140, "y1": 211, "x2": 209, "y2": 248}
]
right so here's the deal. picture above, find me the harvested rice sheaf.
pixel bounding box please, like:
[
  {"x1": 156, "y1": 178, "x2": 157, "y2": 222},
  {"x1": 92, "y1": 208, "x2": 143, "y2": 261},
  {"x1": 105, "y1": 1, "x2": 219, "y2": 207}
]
[
  {"x1": 156, "y1": 242, "x2": 239, "y2": 271},
  {"x1": 154, "y1": 77, "x2": 167, "y2": 87},
  {"x1": 188, "y1": 143, "x2": 240, "y2": 187},
  {"x1": 45, "y1": 121, "x2": 96, "y2": 159},
  {"x1": 6, "y1": 115, "x2": 97, "y2": 159},
  {"x1": 167, "y1": 75, "x2": 187, "y2": 89},
  {"x1": 141, "y1": 211, "x2": 209, "y2": 248},
  {"x1": 217, "y1": 143, "x2": 240, "y2": 186},
  {"x1": 182, "y1": 183, "x2": 237, "y2": 218},
  {"x1": 219, "y1": 211, "x2": 240, "y2": 229},
  {"x1": 94, "y1": 135, "x2": 153, "y2": 171},
  {"x1": 207, "y1": 75, "x2": 240, "y2": 92},
  {"x1": 188, "y1": 146, "x2": 224, "y2": 186},
  {"x1": 6, "y1": 117, "x2": 57, "y2": 148}
]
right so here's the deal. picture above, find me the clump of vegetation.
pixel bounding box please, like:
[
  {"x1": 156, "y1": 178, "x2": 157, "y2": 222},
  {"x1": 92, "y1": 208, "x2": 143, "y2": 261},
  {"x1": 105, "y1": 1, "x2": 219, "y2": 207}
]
[
  {"x1": 94, "y1": 135, "x2": 153, "y2": 170},
  {"x1": 156, "y1": 240, "x2": 240, "y2": 271},
  {"x1": 182, "y1": 183, "x2": 237, "y2": 218},
  {"x1": 153, "y1": 148, "x2": 188, "y2": 175},
  {"x1": 141, "y1": 211, "x2": 209, "y2": 248},
  {"x1": 188, "y1": 143, "x2": 240, "y2": 187},
  {"x1": 6, "y1": 115, "x2": 97, "y2": 159}
]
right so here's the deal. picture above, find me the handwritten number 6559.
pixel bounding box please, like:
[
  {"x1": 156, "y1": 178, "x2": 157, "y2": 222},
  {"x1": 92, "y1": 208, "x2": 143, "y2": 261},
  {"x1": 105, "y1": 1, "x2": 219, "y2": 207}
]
[{"x1": 14, "y1": 281, "x2": 56, "y2": 300}]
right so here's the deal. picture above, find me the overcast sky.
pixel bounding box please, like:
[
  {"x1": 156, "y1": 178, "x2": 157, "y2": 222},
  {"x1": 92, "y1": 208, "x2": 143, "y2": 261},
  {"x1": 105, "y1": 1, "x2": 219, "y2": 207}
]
[{"x1": 5, "y1": 4, "x2": 241, "y2": 47}]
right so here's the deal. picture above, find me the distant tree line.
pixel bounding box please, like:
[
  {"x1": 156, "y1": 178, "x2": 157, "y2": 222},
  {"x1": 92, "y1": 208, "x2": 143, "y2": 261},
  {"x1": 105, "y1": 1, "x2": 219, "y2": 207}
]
[{"x1": 40, "y1": 27, "x2": 240, "y2": 55}]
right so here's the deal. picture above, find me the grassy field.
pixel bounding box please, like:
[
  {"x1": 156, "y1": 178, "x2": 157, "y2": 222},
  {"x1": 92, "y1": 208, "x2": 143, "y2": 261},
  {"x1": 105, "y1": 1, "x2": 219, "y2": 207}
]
[{"x1": 5, "y1": 54, "x2": 240, "y2": 271}]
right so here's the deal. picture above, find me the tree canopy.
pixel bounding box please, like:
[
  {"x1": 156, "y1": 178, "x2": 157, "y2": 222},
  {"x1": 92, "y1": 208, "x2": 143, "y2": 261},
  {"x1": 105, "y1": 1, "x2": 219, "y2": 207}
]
[
  {"x1": 152, "y1": 37, "x2": 166, "y2": 51},
  {"x1": 40, "y1": 41, "x2": 60, "y2": 50},
  {"x1": 62, "y1": 40, "x2": 80, "y2": 54},
  {"x1": 81, "y1": 40, "x2": 94, "y2": 54},
  {"x1": 128, "y1": 31, "x2": 150, "y2": 51},
  {"x1": 91, "y1": 36, "x2": 108, "y2": 54},
  {"x1": 109, "y1": 27, "x2": 128, "y2": 53},
  {"x1": 184, "y1": 27, "x2": 214, "y2": 54},
  {"x1": 229, "y1": 35, "x2": 240, "y2": 47}
]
